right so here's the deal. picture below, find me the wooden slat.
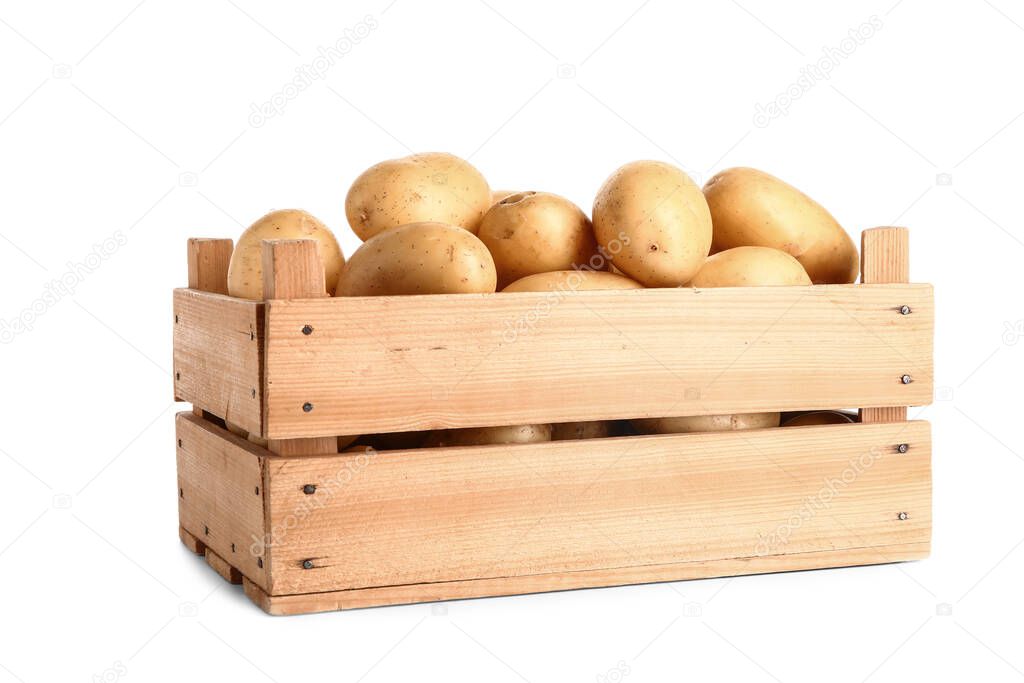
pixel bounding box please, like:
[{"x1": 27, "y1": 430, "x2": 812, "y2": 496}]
[
  {"x1": 244, "y1": 542, "x2": 930, "y2": 614},
  {"x1": 263, "y1": 284, "x2": 934, "y2": 438},
  {"x1": 173, "y1": 289, "x2": 263, "y2": 435},
  {"x1": 176, "y1": 412, "x2": 270, "y2": 589},
  {"x1": 187, "y1": 238, "x2": 233, "y2": 295},
  {"x1": 261, "y1": 239, "x2": 337, "y2": 456},
  {"x1": 265, "y1": 421, "x2": 931, "y2": 595},
  {"x1": 861, "y1": 227, "x2": 911, "y2": 423},
  {"x1": 205, "y1": 548, "x2": 243, "y2": 584}
]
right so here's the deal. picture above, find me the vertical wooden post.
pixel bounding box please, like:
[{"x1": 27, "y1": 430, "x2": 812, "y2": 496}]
[
  {"x1": 187, "y1": 238, "x2": 233, "y2": 295},
  {"x1": 860, "y1": 227, "x2": 909, "y2": 424},
  {"x1": 185, "y1": 238, "x2": 234, "y2": 420},
  {"x1": 261, "y1": 239, "x2": 337, "y2": 456}
]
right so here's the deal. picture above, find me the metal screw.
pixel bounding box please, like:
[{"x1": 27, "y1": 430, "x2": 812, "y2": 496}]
[
  {"x1": 231, "y1": 543, "x2": 235, "y2": 553},
  {"x1": 204, "y1": 525, "x2": 209, "y2": 536},
  {"x1": 897, "y1": 443, "x2": 909, "y2": 453},
  {"x1": 257, "y1": 557, "x2": 263, "y2": 568},
  {"x1": 179, "y1": 488, "x2": 183, "y2": 498},
  {"x1": 178, "y1": 439, "x2": 183, "y2": 448},
  {"x1": 175, "y1": 371, "x2": 180, "y2": 381},
  {"x1": 301, "y1": 324, "x2": 313, "y2": 335},
  {"x1": 303, "y1": 484, "x2": 317, "y2": 495},
  {"x1": 302, "y1": 559, "x2": 314, "y2": 570},
  {"x1": 174, "y1": 314, "x2": 179, "y2": 323},
  {"x1": 897, "y1": 512, "x2": 908, "y2": 521},
  {"x1": 254, "y1": 486, "x2": 259, "y2": 496},
  {"x1": 251, "y1": 388, "x2": 256, "y2": 398},
  {"x1": 302, "y1": 402, "x2": 314, "y2": 413},
  {"x1": 900, "y1": 305, "x2": 912, "y2": 315},
  {"x1": 901, "y1": 374, "x2": 913, "y2": 384}
]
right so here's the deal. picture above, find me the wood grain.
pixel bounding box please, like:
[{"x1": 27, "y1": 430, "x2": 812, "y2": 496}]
[
  {"x1": 244, "y1": 542, "x2": 930, "y2": 614},
  {"x1": 260, "y1": 239, "x2": 337, "y2": 455},
  {"x1": 265, "y1": 421, "x2": 931, "y2": 595},
  {"x1": 176, "y1": 412, "x2": 270, "y2": 589},
  {"x1": 187, "y1": 238, "x2": 233, "y2": 295},
  {"x1": 172, "y1": 289, "x2": 263, "y2": 435},
  {"x1": 861, "y1": 227, "x2": 911, "y2": 423},
  {"x1": 263, "y1": 284, "x2": 934, "y2": 438}
]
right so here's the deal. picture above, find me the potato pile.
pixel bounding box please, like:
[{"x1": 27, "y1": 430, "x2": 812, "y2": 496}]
[{"x1": 225, "y1": 153, "x2": 860, "y2": 450}]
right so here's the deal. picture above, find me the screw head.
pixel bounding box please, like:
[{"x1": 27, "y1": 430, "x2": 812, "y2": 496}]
[
  {"x1": 175, "y1": 371, "x2": 181, "y2": 381},
  {"x1": 257, "y1": 557, "x2": 263, "y2": 568},
  {"x1": 897, "y1": 512, "x2": 908, "y2": 521},
  {"x1": 897, "y1": 443, "x2": 909, "y2": 453},
  {"x1": 302, "y1": 402, "x2": 314, "y2": 413},
  {"x1": 303, "y1": 484, "x2": 317, "y2": 495},
  {"x1": 301, "y1": 324, "x2": 313, "y2": 335},
  {"x1": 302, "y1": 559, "x2": 314, "y2": 570},
  {"x1": 204, "y1": 525, "x2": 209, "y2": 536},
  {"x1": 901, "y1": 374, "x2": 913, "y2": 385},
  {"x1": 900, "y1": 305, "x2": 912, "y2": 315}
]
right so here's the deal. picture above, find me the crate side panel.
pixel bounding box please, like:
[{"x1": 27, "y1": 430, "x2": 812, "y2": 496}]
[
  {"x1": 266, "y1": 421, "x2": 931, "y2": 594},
  {"x1": 173, "y1": 289, "x2": 263, "y2": 434},
  {"x1": 263, "y1": 284, "x2": 932, "y2": 438},
  {"x1": 176, "y1": 412, "x2": 269, "y2": 589},
  {"x1": 249, "y1": 542, "x2": 930, "y2": 614}
]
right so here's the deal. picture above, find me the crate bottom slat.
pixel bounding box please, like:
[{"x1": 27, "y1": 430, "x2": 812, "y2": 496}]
[{"x1": 178, "y1": 529, "x2": 927, "y2": 615}]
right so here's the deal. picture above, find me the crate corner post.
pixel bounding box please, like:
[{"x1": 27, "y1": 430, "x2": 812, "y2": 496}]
[
  {"x1": 260, "y1": 238, "x2": 336, "y2": 456},
  {"x1": 859, "y1": 226, "x2": 911, "y2": 424}
]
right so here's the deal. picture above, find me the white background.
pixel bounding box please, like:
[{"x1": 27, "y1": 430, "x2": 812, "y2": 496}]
[{"x1": 1, "y1": 0, "x2": 1022, "y2": 681}]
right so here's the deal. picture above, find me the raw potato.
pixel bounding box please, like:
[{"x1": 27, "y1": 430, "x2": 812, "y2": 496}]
[
  {"x1": 227, "y1": 209, "x2": 345, "y2": 299},
  {"x1": 592, "y1": 160, "x2": 712, "y2": 287},
  {"x1": 345, "y1": 152, "x2": 491, "y2": 240},
  {"x1": 423, "y1": 424, "x2": 553, "y2": 447},
  {"x1": 502, "y1": 270, "x2": 642, "y2": 292},
  {"x1": 632, "y1": 412, "x2": 781, "y2": 434},
  {"x1": 551, "y1": 420, "x2": 613, "y2": 440},
  {"x1": 703, "y1": 167, "x2": 858, "y2": 284},
  {"x1": 782, "y1": 411, "x2": 856, "y2": 427},
  {"x1": 691, "y1": 246, "x2": 812, "y2": 287},
  {"x1": 335, "y1": 222, "x2": 497, "y2": 296},
  {"x1": 490, "y1": 189, "x2": 517, "y2": 206},
  {"x1": 478, "y1": 191, "x2": 601, "y2": 288}
]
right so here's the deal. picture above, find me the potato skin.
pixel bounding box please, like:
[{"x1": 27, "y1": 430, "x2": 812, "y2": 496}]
[
  {"x1": 335, "y1": 222, "x2": 497, "y2": 296},
  {"x1": 703, "y1": 167, "x2": 857, "y2": 284},
  {"x1": 691, "y1": 246, "x2": 812, "y2": 287},
  {"x1": 551, "y1": 420, "x2": 613, "y2": 440},
  {"x1": 502, "y1": 270, "x2": 643, "y2": 292},
  {"x1": 345, "y1": 152, "x2": 491, "y2": 240},
  {"x1": 490, "y1": 189, "x2": 517, "y2": 206},
  {"x1": 423, "y1": 424, "x2": 552, "y2": 447},
  {"x1": 592, "y1": 161, "x2": 712, "y2": 287},
  {"x1": 632, "y1": 412, "x2": 780, "y2": 434},
  {"x1": 227, "y1": 209, "x2": 345, "y2": 299},
  {"x1": 478, "y1": 191, "x2": 601, "y2": 288},
  {"x1": 782, "y1": 411, "x2": 855, "y2": 427}
]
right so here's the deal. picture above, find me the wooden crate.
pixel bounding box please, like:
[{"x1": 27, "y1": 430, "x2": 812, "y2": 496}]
[{"x1": 174, "y1": 227, "x2": 933, "y2": 615}]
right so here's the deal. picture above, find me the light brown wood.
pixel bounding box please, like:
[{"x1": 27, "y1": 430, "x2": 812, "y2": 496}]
[
  {"x1": 179, "y1": 525, "x2": 205, "y2": 555},
  {"x1": 261, "y1": 239, "x2": 326, "y2": 300},
  {"x1": 205, "y1": 548, "x2": 243, "y2": 584},
  {"x1": 262, "y1": 284, "x2": 934, "y2": 438},
  {"x1": 260, "y1": 239, "x2": 336, "y2": 456},
  {"x1": 176, "y1": 412, "x2": 270, "y2": 589},
  {"x1": 264, "y1": 421, "x2": 931, "y2": 595},
  {"x1": 187, "y1": 238, "x2": 233, "y2": 295},
  {"x1": 244, "y1": 542, "x2": 930, "y2": 614},
  {"x1": 173, "y1": 289, "x2": 263, "y2": 435},
  {"x1": 860, "y1": 227, "x2": 912, "y2": 423}
]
